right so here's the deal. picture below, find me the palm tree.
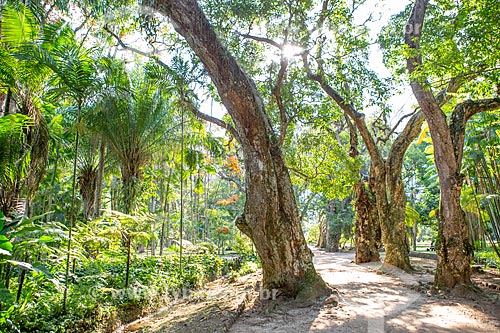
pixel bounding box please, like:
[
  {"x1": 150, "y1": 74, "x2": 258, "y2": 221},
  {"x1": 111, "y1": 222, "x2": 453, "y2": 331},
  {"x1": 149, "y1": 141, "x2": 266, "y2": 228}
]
[
  {"x1": 25, "y1": 21, "x2": 103, "y2": 310},
  {"x1": 0, "y1": 114, "x2": 33, "y2": 216},
  {"x1": 92, "y1": 72, "x2": 169, "y2": 214},
  {"x1": 0, "y1": 4, "x2": 51, "y2": 214}
]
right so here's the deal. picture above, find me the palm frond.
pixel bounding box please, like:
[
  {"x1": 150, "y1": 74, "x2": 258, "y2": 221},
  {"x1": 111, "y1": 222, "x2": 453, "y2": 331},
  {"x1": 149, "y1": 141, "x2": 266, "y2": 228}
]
[{"x1": 1, "y1": 3, "x2": 38, "y2": 46}]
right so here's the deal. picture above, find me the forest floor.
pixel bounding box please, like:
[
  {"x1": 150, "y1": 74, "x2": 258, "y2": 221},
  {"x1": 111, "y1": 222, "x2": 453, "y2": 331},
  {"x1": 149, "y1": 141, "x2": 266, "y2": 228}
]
[{"x1": 115, "y1": 248, "x2": 500, "y2": 333}]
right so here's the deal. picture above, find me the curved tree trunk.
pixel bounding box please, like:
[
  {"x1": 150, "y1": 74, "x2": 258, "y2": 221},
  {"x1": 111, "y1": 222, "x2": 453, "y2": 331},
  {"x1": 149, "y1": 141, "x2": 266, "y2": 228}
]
[
  {"x1": 151, "y1": 0, "x2": 330, "y2": 299},
  {"x1": 403, "y1": 0, "x2": 500, "y2": 288},
  {"x1": 306, "y1": 65, "x2": 425, "y2": 272}
]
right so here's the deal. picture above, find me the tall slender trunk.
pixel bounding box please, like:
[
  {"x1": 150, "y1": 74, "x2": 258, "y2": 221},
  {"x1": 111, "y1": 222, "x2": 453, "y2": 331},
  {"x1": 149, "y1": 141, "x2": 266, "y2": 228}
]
[
  {"x1": 190, "y1": 171, "x2": 195, "y2": 242},
  {"x1": 63, "y1": 102, "x2": 82, "y2": 311},
  {"x1": 93, "y1": 139, "x2": 106, "y2": 218},
  {"x1": 151, "y1": 197, "x2": 156, "y2": 256},
  {"x1": 160, "y1": 166, "x2": 173, "y2": 256},
  {"x1": 413, "y1": 221, "x2": 418, "y2": 251},
  {"x1": 204, "y1": 173, "x2": 209, "y2": 239},
  {"x1": 3, "y1": 88, "x2": 11, "y2": 115},
  {"x1": 16, "y1": 269, "x2": 26, "y2": 302},
  {"x1": 125, "y1": 235, "x2": 132, "y2": 288},
  {"x1": 45, "y1": 147, "x2": 59, "y2": 222}
]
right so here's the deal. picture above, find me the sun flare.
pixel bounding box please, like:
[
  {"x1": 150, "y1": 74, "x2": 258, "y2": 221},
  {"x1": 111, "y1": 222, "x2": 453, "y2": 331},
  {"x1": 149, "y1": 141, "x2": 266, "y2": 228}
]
[{"x1": 282, "y1": 43, "x2": 303, "y2": 59}]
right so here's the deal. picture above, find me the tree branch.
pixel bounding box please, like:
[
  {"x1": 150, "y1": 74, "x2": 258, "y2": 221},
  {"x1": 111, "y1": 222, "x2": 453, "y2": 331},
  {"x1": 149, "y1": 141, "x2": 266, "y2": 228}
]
[
  {"x1": 178, "y1": 98, "x2": 240, "y2": 141},
  {"x1": 379, "y1": 109, "x2": 418, "y2": 144},
  {"x1": 302, "y1": 52, "x2": 383, "y2": 166},
  {"x1": 240, "y1": 33, "x2": 283, "y2": 49},
  {"x1": 104, "y1": 24, "x2": 239, "y2": 141},
  {"x1": 405, "y1": 0, "x2": 444, "y2": 126},
  {"x1": 387, "y1": 110, "x2": 425, "y2": 186},
  {"x1": 217, "y1": 171, "x2": 245, "y2": 192},
  {"x1": 103, "y1": 25, "x2": 170, "y2": 68},
  {"x1": 345, "y1": 115, "x2": 359, "y2": 158},
  {"x1": 274, "y1": 58, "x2": 289, "y2": 147},
  {"x1": 104, "y1": 25, "x2": 151, "y2": 58},
  {"x1": 288, "y1": 167, "x2": 313, "y2": 180},
  {"x1": 461, "y1": 98, "x2": 500, "y2": 121},
  {"x1": 450, "y1": 97, "x2": 500, "y2": 164}
]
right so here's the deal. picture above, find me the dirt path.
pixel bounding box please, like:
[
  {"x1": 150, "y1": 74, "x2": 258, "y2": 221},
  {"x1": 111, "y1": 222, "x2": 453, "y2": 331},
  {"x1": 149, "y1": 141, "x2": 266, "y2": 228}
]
[
  {"x1": 230, "y1": 249, "x2": 500, "y2": 333},
  {"x1": 116, "y1": 248, "x2": 500, "y2": 333}
]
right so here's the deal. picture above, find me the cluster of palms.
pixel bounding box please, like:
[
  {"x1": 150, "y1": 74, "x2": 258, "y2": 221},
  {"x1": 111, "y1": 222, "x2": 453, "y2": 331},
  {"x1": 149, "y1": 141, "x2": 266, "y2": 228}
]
[{"x1": 0, "y1": 3, "x2": 180, "y2": 308}]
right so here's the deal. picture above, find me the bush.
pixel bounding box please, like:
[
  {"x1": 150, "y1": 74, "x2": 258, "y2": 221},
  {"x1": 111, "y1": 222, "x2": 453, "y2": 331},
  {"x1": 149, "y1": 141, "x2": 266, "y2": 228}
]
[
  {"x1": 474, "y1": 249, "x2": 500, "y2": 269},
  {"x1": 1, "y1": 253, "x2": 227, "y2": 333},
  {"x1": 238, "y1": 261, "x2": 259, "y2": 275}
]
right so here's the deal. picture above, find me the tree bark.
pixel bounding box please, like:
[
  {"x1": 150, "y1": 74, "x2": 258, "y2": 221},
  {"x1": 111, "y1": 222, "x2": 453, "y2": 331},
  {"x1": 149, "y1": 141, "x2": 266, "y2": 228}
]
[
  {"x1": 325, "y1": 200, "x2": 346, "y2": 252},
  {"x1": 346, "y1": 117, "x2": 380, "y2": 263},
  {"x1": 79, "y1": 163, "x2": 97, "y2": 221},
  {"x1": 354, "y1": 180, "x2": 380, "y2": 263},
  {"x1": 317, "y1": 215, "x2": 326, "y2": 249},
  {"x1": 404, "y1": 0, "x2": 493, "y2": 288},
  {"x1": 150, "y1": 0, "x2": 330, "y2": 299}
]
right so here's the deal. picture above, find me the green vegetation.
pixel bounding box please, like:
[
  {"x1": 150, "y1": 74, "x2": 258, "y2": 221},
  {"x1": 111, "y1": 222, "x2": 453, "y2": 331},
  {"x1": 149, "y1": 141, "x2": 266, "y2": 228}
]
[{"x1": 0, "y1": 0, "x2": 499, "y2": 331}]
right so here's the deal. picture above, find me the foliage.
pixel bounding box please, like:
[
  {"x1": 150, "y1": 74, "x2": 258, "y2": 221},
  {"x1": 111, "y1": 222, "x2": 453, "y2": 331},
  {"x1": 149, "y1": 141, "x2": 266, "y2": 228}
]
[
  {"x1": 474, "y1": 249, "x2": 500, "y2": 269},
  {"x1": 1, "y1": 0, "x2": 499, "y2": 329},
  {"x1": 1, "y1": 248, "x2": 226, "y2": 333},
  {"x1": 0, "y1": 114, "x2": 34, "y2": 215}
]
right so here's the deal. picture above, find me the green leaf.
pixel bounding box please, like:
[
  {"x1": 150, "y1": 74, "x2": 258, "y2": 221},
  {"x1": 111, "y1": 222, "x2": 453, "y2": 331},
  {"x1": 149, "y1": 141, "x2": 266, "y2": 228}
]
[
  {"x1": 0, "y1": 236, "x2": 13, "y2": 252},
  {"x1": 1, "y1": 4, "x2": 38, "y2": 46},
  {"x1": 205, "y1": 164, "x2": 217, "y2": 174},
  {"x1": 37, "y1": 235, "x2": 54, "y2": 243},
  {"x1": 0, "y1": 284, "x2": 13, "y2": 303},
  {"x1": 6, "y1": 260, "x2": 52, "y2": 277},
  {"x1": 194, "y1": 176, "x2": 204, "y2": 195}
]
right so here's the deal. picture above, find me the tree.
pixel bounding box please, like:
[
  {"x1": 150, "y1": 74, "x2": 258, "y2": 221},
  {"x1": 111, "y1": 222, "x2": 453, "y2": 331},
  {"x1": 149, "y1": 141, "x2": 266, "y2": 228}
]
[
  {"x1": 147, "y1": 0, "x2": 330, "y2": 299},
  {"x1": 0, "y1": 4, "x2": 51, "y2": 215},
  {"x1": 93, "y1": 70, "x2": 169, "y2": 215},
  {"x1": 404, "y1": 0, "x2": 500, "y2": 288},
  {"x1": 299, "y1": 0, "x2": 425, "y2": 270},
  {"x1": 0, "y1": 114, "x2": 33, "y2": 216}
]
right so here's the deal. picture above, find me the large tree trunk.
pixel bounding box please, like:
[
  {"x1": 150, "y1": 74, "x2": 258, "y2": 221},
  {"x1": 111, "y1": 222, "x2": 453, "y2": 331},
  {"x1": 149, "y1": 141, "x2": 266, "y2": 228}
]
[
  {"x1": 405, "y1": 0, "x2": 482, "y2": 288},
  {"x1": 325, "y1": 200, "x2": 347, "y2": 252},
  {"x1": 235, "y1": 144, "x2": 329, "y2": 298},
  {"x1": 434, "y1": 172, "x2": 472, "y2": 287},
  {"x1": 377, "y1": 174, "x2": 412, "y2": 270},
  {"x1": 152, "y1": 0, "x2": 330, "y2": 299},
  {"x1": 354, "y1": 180, "x2": 380, "y2": 263}
]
